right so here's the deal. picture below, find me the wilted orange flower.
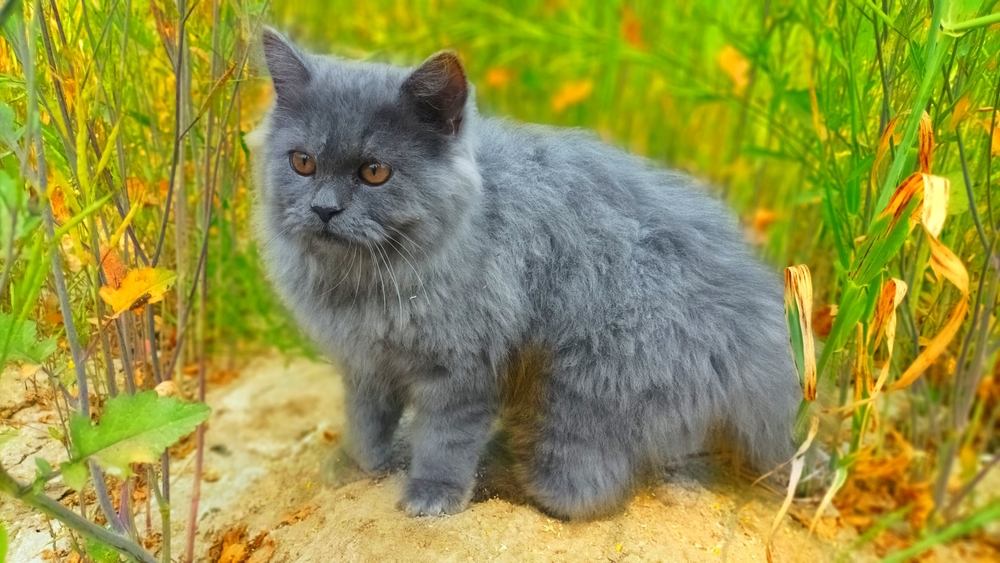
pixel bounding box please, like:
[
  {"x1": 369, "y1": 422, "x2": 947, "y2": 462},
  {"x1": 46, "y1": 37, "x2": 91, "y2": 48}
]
[
  {"x1": 485, "y1": 68, "x2": 512, "y2": 88},
  {"x1": 718, "y1": 45, "x2": 749, "y2": 95}
]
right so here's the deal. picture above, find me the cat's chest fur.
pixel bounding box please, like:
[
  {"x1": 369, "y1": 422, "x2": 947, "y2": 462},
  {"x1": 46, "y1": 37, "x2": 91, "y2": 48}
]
[{"x1": 269, "y1": 233, "x2": 524, "y2": 383}]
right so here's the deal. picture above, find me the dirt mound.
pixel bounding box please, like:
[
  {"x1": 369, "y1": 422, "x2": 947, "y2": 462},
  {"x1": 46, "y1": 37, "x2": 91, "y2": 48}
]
[{"x1": 3, "y1": 356, "x2": 862, "y2": 562}]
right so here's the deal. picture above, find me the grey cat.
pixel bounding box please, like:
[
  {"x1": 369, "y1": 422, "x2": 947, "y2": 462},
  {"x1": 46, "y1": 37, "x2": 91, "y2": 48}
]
[{"x1": 249, "y1": 29, "x2": 800, "y2": 520}]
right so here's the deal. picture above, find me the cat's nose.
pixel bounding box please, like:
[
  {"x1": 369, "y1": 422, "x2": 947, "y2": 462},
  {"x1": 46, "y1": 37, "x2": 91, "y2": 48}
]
[{"x1": 311, "y1": 205, "x2": 343, "y2": 223}]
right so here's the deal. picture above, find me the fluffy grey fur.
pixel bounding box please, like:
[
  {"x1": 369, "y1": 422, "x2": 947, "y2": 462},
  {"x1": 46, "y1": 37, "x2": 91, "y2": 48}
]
[{"x1": 249, "y1": 29, "x2": 800, "y2": 520}]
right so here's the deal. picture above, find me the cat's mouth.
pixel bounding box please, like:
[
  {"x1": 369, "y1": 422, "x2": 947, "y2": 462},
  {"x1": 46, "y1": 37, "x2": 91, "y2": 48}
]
[{"x1": 312, "y1": 228, "x2": 355, "y2": 247}]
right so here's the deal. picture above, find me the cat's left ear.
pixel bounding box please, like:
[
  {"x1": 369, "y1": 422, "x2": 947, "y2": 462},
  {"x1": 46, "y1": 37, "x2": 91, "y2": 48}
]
[{"x1": 402, "y1": 51, "x2": 468, "y2": 136}]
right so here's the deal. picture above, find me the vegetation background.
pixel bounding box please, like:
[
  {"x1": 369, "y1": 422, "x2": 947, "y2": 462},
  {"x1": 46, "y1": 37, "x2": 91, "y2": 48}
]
[{"x1": 1, "y1": 0, "x2": 999, "y2": 561}]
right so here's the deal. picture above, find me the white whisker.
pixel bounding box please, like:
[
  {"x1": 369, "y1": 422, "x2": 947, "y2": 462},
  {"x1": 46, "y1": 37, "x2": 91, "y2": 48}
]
[
  {"x1": 320, "y1": 244, "x2": 358, "y2": 299},
  {"x1": 385, "y1": 235, "x2": 424, "y2": 299},
  {"x1": 387, "y1": 225, "x2": 429, "y2": 261},
  {"x1": 367, "y1": 244, "x2": 387, "y2": 313},
  {"x1": 376, "y1": 243, "x2": 404, "y2": 327}
]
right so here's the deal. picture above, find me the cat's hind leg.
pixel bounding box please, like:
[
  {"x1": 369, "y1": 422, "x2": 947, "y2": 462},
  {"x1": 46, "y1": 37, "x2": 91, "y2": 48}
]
[{"x1": 521, "y1": 378, "x2": 639, "y2": 520}]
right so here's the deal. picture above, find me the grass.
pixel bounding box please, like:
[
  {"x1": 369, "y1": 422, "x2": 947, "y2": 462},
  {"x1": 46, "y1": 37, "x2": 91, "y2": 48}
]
[{"x1": 1, "y1": 0, "x2": 999, "y2": 561}]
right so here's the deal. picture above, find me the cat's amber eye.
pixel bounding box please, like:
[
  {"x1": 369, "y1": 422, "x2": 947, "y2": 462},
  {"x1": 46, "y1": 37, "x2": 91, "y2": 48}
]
[
  {"x1": 289, "y1": 151, "x2": 316, "y2": 176},
  {"x1": 358, "y1": 162, "x2": 392, "y2": 186}
]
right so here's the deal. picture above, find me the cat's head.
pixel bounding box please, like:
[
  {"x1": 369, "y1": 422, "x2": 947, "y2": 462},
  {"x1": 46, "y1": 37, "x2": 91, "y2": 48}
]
[{"x1": 250, "y1": 29, "x2": 481, "y2": 266}]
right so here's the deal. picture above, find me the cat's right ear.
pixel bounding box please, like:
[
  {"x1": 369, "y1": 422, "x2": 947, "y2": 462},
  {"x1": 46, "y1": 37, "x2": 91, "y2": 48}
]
[
  {"x1": 402, "y1": 51, "x2": 469, "y2": 136},
  {"x1": 261, "y1": 27, "x2": 310, "y2": 102}
]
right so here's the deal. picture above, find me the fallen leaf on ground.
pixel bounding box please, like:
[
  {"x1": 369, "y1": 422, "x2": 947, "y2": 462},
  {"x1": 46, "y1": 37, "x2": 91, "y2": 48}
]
[
  {"x1": 209, "y1": 369, "x2": 241, "y2": 385},
  {"x1": 279, "y1": 504, "x2": 317, "y2": 527},
  {"x1": 210, "y1": 527, "x2": 273, "y2": 563}
]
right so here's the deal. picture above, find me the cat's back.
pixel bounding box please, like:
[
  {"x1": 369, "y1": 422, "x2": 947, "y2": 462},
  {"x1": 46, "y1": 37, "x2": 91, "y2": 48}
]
[
  {"x1": 472, "y1": 117, "x2": 783, "y2": 342},
  {"x1": 474, "y1": 118, "x2": 737, "y2": 238},
  {"x1": 473, "y1": 118, "x2": 753, "y2": 275}
]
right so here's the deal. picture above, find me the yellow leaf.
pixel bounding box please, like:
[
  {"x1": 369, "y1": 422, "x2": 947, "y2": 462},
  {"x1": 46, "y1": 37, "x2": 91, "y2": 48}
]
[
  {"x1": 948, "y1": 95, "x2": 970, "y2": 131},
  {"x1": 93, "y1": 119, "x2": 122, "y2": 181},
  {"x1": 717, "y1": 45, "x2": 750, "y2": 95},
  {"x1": 871, "y1": 278, "x2": 907, "y2": 354},
  {"x1": 870, "y1": 111, "x2": 935, "y2": 188},
  {"x1": 890, "y1": 227, "x2": 969, "y2": 391},
  {"x1": 977, "y1": 117, "x2": 1000, "y2": 156},
  {"x1": 869, "y1": 278, "x2": 907, "y2": 396},
  {"x1": 876, "y1": 172, "x2": 948, "y2": 234},
  {"x1": 108, "y1": 189, "x2": 145, "y2": 251},
  {"x1": 921, "y1": 174, "x2": 949, "y2": 238},
  {"x1": 99, "y1": 267, "x2": 177, "y2": 318},
  {"x1": 876, "y1": 172, "x2": 923, "y2": 235},
  {"x1": 809, "y1": 81, "x2": 828, "y2": 142},
  {"x1": 925, "y1": 228, "x2": 969, "y2": 293},
  {"x1": 551, "y1": 80, "x2": 593, "y2": 113}
]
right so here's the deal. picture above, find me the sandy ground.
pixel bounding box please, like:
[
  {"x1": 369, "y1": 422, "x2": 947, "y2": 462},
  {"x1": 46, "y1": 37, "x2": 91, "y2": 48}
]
[{"x1": 2, "y1": 356, "x2": 868, "y2": 562}]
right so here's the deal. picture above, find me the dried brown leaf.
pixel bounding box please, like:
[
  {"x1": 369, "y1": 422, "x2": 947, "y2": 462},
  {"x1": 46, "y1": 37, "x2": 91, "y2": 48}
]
[
  {"x1": 766, "y1": 417, "x2": 818, "y2": 561},
  {"x1": 784, "y1": 265, "x2": 817, "y2": 401},
  {"x1": 917, "y1": 110, "x2": 934, "y2": 174}
]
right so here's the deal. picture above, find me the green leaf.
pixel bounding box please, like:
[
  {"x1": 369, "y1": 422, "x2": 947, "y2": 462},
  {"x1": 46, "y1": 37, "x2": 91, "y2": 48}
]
[
  {"x1": 817, "y1": 281, "x2": 868, "y2": 379},
  {"x1": 63, "y1": 391, "x2": 210, "y2": 485},
  {"x1": 34, "y1": 457, "x2": 51, "y2": 479},
  {"x1": 0, "y1": 519, "x2": 7, "y2": 563},
  {"x1": 0, "y1": 0, "x2": 22, "y2": 32},
  {"x1": 849, "y1": 192, "x2": 922, "y2": 287},
  {"x1": 60, "y1": 460, "x2": 88, "y2": 491},
  {"x1": 0, "y1": 312, "x2": 57, "y2": 367},
  {"x1": 47, "y1": 426, "x2": 63, "y2": 442},
  {"x1": 0, "y1": 99, "x2": 15, "y2": 146},
  {"x1": 0, "y1": 169, "x2": 13, "y2": 209},
  {"x1": 86, "y1": 537, "x2": 120, "y2": 563},
  {"x1": 942, "y1": 0, "x2": 983, "y2": 32}
]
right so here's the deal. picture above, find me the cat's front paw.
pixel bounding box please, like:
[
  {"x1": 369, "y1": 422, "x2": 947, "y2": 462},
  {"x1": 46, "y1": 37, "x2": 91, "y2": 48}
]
[
  {"x1": 320, "y1": 446, "x2": 389, "y2": 489},
  {"x1": 398, "y1": 478, "x2": 470, "y2": 517}
]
